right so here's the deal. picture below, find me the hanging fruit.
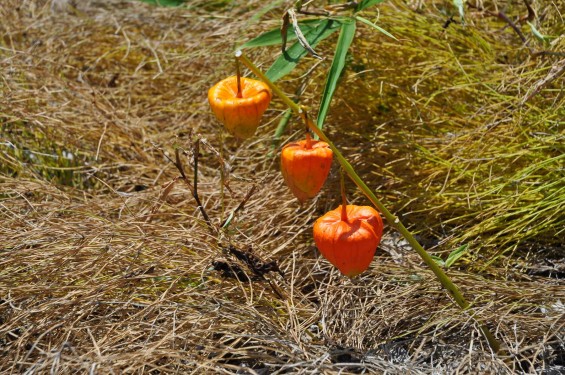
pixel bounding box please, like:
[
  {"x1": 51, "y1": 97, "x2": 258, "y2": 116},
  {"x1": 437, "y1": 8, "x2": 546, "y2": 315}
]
[
  {"x1": 208, "y1": 76, "x2": 272, "y2": 139},
  {"x1": 313, "y1": 204, "x2": 383, "y2": 277},
  {"x1": 280, "y1": 134, "x2": 333, "y2": 203}
]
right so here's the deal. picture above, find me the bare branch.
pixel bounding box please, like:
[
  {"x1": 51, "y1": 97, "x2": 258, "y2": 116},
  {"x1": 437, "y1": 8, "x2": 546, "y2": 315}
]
[{"x1": 521, "y1": 59, "x2": 565, "y2": 104}]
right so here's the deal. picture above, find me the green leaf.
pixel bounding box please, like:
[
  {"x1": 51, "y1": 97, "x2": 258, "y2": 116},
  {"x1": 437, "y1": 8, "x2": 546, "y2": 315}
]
[
  {"x1": 527, "y1": 21, "x2": 549, "y2": 42},
  {"x1": 240, "y1": 19, "x2": 324, "y2": 49},
  {"x1": 355, "y1": 15, "x2": 397, "y2": 40},
  {"x1": 453, "y1": 0, "x2": 464, "y2": 20},
  {"x1": 265, "y1": 19, "x2": 342, "y2": 82},
  {"x1": 136, "y1": 0, "x2": 186, "y2": 6},
  {"x1": 431, "y1": 255, "x2": 445, "y2": 268},
  {"x1": 445, "y1": 244, "x2": 469, "y2": 268},
  {"x1": 356, "y1": 0, "x2": 387, "y2": 12},
  {"x1": 221, "y1": 211, "x2": 234, "y2": 229},
  {"x1": 316, "y1": 20, "x2": 356, "y2": 130}
]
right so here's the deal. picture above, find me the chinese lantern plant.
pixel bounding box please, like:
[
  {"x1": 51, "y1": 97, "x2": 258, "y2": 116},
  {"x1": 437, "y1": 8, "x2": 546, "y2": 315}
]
[
  {"x1": 208, "y1": 74, "x2": 272, "y2": 139},
  {"x1": 281, "y1": 132, "x2": 333, "y2": 203},
  {"x1": 204, "y1": 50, "x2": 502, "y2": 353},
  {"x1": 314, "y1": 174, "x2": 383, "y2": 277},
  {"x1": 233, "y1": 52, "x2": 502, "y2": 354}
]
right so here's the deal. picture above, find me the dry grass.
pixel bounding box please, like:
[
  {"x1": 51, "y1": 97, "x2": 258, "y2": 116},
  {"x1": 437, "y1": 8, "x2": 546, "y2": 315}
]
[{"x1": 1, "y1": 0, "x2": 564, "y2": 374}]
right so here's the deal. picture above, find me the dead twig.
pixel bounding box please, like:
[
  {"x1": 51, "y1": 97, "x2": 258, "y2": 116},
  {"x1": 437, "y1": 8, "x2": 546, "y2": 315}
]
[
  {"x1": 467, "y1": 1, "x2": 565, "y2": 59},
  {"x1": 521, "y1": 0, "x2": 536, "y2": 24},
  {"x1": 287, "y1": 8, "x2": 322, "y2": 59},
  {"x1": 496, "y1": 11, "x2": 529, "y2": 46},
  {"x1": 521, "y1": 58, "x2": 565, "y2": 104},
  {"x1": 143, "y1": 177, "x2": 179, "y2": 223},
  {"x1": 188, "y1": 142, "x2": 214, "y2": 229},
  {"x1": 220, "y1": 184, "x2": 257, "y2": 228},
  {"x1": 224, "y1": 245, "x2": 284, "y2": 279},
  {"x1": 160, "y1": 144, "x2": 215, "y2": 232}
]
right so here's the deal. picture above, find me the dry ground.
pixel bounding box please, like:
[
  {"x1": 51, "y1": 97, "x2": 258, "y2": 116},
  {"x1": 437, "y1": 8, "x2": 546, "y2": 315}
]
[{"x1": 1, "y1": 0, "x2": 564, "y2": 374}]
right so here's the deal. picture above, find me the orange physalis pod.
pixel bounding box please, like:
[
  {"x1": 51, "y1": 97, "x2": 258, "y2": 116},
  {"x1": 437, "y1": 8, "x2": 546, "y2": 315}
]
[
  {"x1": 280, "y1": 136, "x2": 333, "y2": 203},
  {"x1": 208, "y1": 76, "x2": 272, "y2": 139},
  {"x1": 313, "y1": 205, "x2": 383, "y2": 277}
]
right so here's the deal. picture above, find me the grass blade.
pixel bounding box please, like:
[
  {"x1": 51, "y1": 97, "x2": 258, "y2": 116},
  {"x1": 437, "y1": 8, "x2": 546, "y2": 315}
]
[
  {"x1": 445, "y1": 244, "x2": 469, "y2": 268},
  {"x1": 356, "y1": 0, "x2": 387, "y2": 12},
  {"x1": 316, "y1": 19, "x2": 356, "y2": 130},
  {"x1": 248, "y1": 0, "x2": 285, "y2": 24},
  {"x1": 527, "y1": 21, "x2": 550, "y2": 42},
  {"x1": 136, "y1": 0, "x2": 186, "y2": 6},
  {"x1": 240, "y1": 19, "x2": 324, "y2": 49},
  {"x1": 431, "y1": 255, "x2": 446, "y2": 267},
  {"x1": 355, "y1": 16, "x2": 397, "y2": 40},
  {"x1": 453, "y1": 0, "x2": 465, "y2": 20}
]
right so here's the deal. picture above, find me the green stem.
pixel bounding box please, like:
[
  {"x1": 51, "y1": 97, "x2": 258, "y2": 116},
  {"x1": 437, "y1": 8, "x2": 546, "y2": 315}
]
[
  {"x1": 237, "y1": 51, "x2": 501, "y2": 354},
  {"x1": 340, "y1": 168, "x2": 348, "y2": 223}
]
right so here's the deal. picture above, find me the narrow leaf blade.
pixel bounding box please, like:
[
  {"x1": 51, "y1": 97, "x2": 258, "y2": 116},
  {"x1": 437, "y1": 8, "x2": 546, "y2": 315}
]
[
  {"x1": 221, "y1": 212, "x2": 235, "y2": 229},
  {"x1": 527, "y1": 21, "x2": 548, "y2": 42},
  {"x1": 356, "y1": 0, "x2": 387, "y2": 12},
  {"x1": 445, "y1": 244, "x2": 469, "y2": 268},
  {"x1": 271, "y1": 108, "x2": 293, "y2": 154},
  {"x1": 240, "y1": 19, "x2": 324, "y2": 49},
  {"x1": 266, "y1": 19, "x2": 342, "y2": 82},
  {"x1": 136, "y1": 0, "x2": 186, "y2": 6},
  {"x1": 316, "y1": 20, "x2": 356, "y2": 130},
  {"x1": 249, "y1": 0, "x2": 285, "y2": 24},
  {"x1": 453, "y1": 0, "x2": 465, "y2": 19},
  {"x1": 355, "y1": 16, "x2": 397, "y2": 40},
  {"x1": 431, "y1": 255, "x2": 446, "y2": 268}
]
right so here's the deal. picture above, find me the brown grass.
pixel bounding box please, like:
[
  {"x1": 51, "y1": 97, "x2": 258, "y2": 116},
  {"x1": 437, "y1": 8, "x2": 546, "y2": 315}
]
[{"x1": 1, "y1": 0, "x2": 564, "y2": 373}]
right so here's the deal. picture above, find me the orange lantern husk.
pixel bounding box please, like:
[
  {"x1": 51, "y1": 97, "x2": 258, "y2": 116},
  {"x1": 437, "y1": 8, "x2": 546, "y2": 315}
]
[
  {"x1": 281, "y1": 136, "x2": 333, "y2": 203},
  {"x1": 313, "y1": 205, "x2": 383, "y2": 277},
  {"x1": 208, "y1": 76, "x2": 272, "y2": 139}
]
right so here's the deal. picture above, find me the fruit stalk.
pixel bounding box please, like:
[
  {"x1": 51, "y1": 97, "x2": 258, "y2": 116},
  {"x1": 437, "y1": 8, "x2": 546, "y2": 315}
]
[
  {"x1": 235, "y1": 56, "x2": 243, "y2": 98},
  {"x1": 305, "y1": 131, "x2": 312, "y2": 149}
]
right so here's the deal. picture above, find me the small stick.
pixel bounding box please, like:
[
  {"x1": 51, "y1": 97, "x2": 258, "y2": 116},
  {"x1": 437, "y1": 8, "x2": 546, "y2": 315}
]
[
  {"x1": 522, "y1": 0, "x2": 535, "y2": 23},
  {"x1": 173, "y1": 148, "x2": 188, "y2": 180},
  {"x1": 220, "y1": 184, "x2": 257, "y2": 228},
  {"x1": 288, "y1": 8, "x2": 322, "y2": 59},
  {"x1": 467, "y1": 1, "x2": 536, "y2": 53},
  {"x1": 521, "y1": 58, "x2": 565, "y2": 104},
  {"x1": 163, "y1": 147, "x2": 215, "y2": 232},
  {"x1": 144, "y1": 177, "x2": 179, "y2": 223},
  {"x1": 302, "y1": 111, "x2": 313, "y2": 149},
  {"x1": 190, "y1": 141, "x2": 214, "y2": 231},
  {"x1": 497, "y1": 11, "x2": 529, "y2": 47},
  {"x1": 219, "y1": 132, "x2": 226, "y2": 221}
]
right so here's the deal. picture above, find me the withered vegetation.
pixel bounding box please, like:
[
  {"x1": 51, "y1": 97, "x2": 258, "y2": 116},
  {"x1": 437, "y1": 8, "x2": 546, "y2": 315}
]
[{"x1": 1, "y1": 0, "x2": 563, "y2": 373}]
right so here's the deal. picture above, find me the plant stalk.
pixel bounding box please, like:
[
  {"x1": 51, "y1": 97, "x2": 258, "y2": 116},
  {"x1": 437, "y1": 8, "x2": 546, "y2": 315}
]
[
  {"x1": 235, "y1": 56, "x2": 243, "y2": 98},
  {"x1": 237, "y1": 51, "x2": 501, "y2": 354},
  {"x1": 304, "y1": 129, "x2": 312, "y2": 149},
  {"x1": 340, "y1": 168, "x2": 348, "y2": 223}
]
